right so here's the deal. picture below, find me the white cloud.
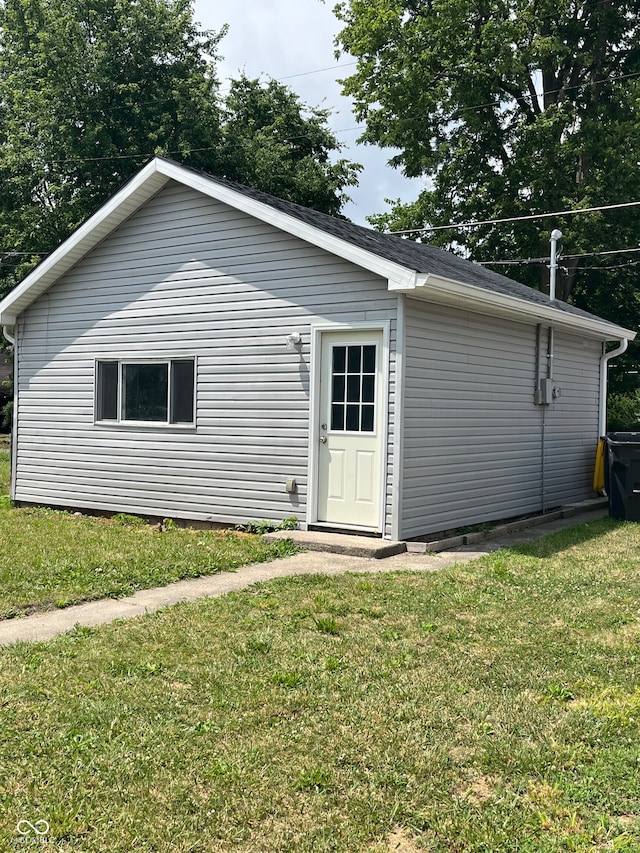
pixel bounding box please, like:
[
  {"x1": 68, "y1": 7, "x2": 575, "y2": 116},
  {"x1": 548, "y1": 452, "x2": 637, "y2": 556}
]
[{"x1": 193, "y1": 0, "x2": 422, "y2": 224}]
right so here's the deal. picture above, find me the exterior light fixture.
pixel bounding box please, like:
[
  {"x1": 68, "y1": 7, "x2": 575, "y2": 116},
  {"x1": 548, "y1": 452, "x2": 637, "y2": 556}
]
[{"x1": 285, "y1": 332, "x2": 302, "y2": 351}]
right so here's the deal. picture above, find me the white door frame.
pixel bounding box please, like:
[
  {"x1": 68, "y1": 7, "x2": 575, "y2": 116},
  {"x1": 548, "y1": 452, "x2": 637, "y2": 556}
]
[{"x1": 307, "y1": 321, "x2": 391, "y2": 534}]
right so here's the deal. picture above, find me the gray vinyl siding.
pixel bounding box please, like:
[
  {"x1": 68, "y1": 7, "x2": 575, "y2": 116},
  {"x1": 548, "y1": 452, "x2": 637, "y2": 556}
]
[
  {"x1": 401, "y1": 298, "x2": 600, "y2": 539},
  {"x1": 15, "y1": 180, "x2": 398, "y2": 529},
  {"x1": 543, "y1": 332, "x2": 601, "y2": 507}
]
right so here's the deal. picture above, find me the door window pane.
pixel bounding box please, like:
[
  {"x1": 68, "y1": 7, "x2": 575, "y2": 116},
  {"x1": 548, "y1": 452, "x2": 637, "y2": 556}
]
[
  {"x1": 331, "y1": 403, "x2": 344, "y2": 431},
  {"x1": 346, "y1": 375, "x2": 360, "y2": 403},
  {"x1": 362, "y1": 345, "x2": 376, "y2": 374},
  {"x1": 347, "y1": 346, "x2": 361, "y2": 373},
  {"x1": 362, "y1": 375, "x2": 374, "y2": 403},
  {"x1": 346, "y1": 404, "x2": 359, "y2": 431},
  {"x1": 331, "y1": 374, "x2": 345, "y2": 403},
  {"x1": 332, "y1": 346, "x2": 346, "y2": 374},
  {"x1": 123, "y1": 363, "x2": 168, "y2": 422},
  {"x1": 361, "y1": 405, "x2": 375, "y2": 432}
]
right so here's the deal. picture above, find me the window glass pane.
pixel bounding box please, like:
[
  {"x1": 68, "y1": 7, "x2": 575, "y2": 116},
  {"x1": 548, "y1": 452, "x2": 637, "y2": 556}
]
[
  {"x1": 347, "y1": 346, "x2": 361, "y2": 373},
  {"x1": 332, "y1": 346, "x2": 346, "y2": 374},
  {"x1": 362, "y1": 345, "x2": 376, "y2": 374},
  {"x1": 347, "y1": 374, "x2": 360, "y2": 403},
  {"x1": 331, "y1": 374, "x2": 345, "y2": 403},
  {"x1": 362, "y1": 375, "x2": 374, "y2": 404},
  {"x1": 361, "y1": 405, "x2": 375, "y2": 432},
  {"x1": 97, "y1": 361, "x2": 118, "y2": 420},
  {"x1": 123, "y1": 363, "x2": 168, "y2": 421},
  {"x1": 346, "y1": 404, "x2": 359, "y2": 431},
  {"x1": 331, "y1": 403, "x2": 344, "y2": 431},
  {"x1": 170, "y1": 360, "x2": 195, "y2": 423}
]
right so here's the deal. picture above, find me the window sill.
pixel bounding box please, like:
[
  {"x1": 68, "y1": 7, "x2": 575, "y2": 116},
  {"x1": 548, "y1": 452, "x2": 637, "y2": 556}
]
[{"x1": 94, "y1": 420, "x2": 196, "y2": 431}]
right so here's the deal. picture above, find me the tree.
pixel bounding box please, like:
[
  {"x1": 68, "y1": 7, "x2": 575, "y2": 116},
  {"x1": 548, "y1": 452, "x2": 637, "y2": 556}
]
[
  {"x1": 0, "y1": 0, "x2": 359, "y2": 298},
  {"x1": 219, "y1": 75, "x2": 360, "y2": 217},
  {"x1": 334, "y1": 0, "x2": 640, "y2": 389}
]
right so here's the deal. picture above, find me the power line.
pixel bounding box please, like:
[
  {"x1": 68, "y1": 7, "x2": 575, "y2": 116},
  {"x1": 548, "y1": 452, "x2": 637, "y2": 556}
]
[
  {"x1": 478, "y1": 246, "x2": 640, "y2": 267},
  {"x1": 581, "y1": 260, "x2": 640, "y2": 271},
  {"x1": 564, "y1": 247, "x2": 640, "y2": 259},
  {"x1": 390, "y1": 200, "x2": 640, "y2": 235},
  {"x1": 277, "y1": 61, "x2": 358, "y2": 81}
]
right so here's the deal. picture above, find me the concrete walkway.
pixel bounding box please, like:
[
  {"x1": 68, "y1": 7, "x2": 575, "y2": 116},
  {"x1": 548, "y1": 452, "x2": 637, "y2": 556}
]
[{"x1": 0, "y1": 506, "x2": 608, "y2": 647}]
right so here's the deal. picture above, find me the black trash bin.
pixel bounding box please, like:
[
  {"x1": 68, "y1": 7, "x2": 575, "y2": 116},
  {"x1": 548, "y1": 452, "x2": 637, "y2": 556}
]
[{"x1": 605, "y1": 432, "x2": 640, "y2": 521}]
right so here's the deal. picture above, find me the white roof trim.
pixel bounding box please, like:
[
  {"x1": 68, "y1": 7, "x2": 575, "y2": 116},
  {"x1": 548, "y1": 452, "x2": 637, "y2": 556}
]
[
  {"x1": 390, "y1": 273, "x2": 636, "y2": 341},
  {"x1": 0, "y1": 157, "x2": 634, "y2": 343}
]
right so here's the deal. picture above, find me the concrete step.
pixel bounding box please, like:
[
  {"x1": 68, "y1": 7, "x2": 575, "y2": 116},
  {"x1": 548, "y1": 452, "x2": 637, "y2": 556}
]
[{"x1": 263, "y1": 529, "x2": 406, "y2": 559}]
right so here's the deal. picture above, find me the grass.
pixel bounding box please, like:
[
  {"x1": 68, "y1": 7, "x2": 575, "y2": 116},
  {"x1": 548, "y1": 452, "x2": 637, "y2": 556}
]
[
  {"x1": 0, "y1": 449, "x2": 297, "y2": 618},
  {"x1": 1, "y1": 517, "x2": 640, "y2": 850}
]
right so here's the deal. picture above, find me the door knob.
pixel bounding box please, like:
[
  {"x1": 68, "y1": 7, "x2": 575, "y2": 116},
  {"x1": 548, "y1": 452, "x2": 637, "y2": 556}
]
[{"x1": 319, "y1": 435, "x2": 327, "y2": 443}]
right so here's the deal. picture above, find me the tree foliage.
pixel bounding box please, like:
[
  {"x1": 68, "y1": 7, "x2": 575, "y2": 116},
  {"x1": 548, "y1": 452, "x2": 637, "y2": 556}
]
[
  {"x1": 335, "y1": 0, "x2": 640, "y2": 388},
  {"x1": 219, "y1": 76, "x2": 360, "y2": 217},
  {"x1": 0, "y1": 0, "x2": 359, "y2": 297}
]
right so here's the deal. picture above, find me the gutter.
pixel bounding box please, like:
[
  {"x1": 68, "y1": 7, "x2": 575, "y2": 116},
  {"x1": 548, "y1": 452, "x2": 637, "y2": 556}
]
[{"x1": 599, "y1": 338, "x2": 628, "y2": 436}]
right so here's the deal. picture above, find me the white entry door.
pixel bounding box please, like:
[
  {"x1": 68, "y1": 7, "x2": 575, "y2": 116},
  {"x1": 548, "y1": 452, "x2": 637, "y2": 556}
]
[{"x1": 316, "y1": 330, "x2": 383, "y2": 529}]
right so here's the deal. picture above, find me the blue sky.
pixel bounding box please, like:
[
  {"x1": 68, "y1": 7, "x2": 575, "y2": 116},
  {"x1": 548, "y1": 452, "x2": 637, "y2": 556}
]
[{"x1": 192, "y1": 0, "x2": 423, "y2": 224}]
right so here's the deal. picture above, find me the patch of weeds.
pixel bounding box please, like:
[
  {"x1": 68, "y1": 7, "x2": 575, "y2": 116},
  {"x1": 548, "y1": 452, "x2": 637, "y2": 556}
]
[
  {"x1": 246, "y1": 636, "x2": 272, "y2": 654},
  {"x1": 271, "y1": 671, "x2": 304, "y2": 688},
  {"x1": 205, "y1": 759, "x2": 231, "y2": 779},
  {"x1": 542, "y1": 683, "x2": 575, "y2": 703},
  {"x1": 108, "y1": 660, "x2": 164, "y2": 678},
  {"x1": 192, "y1": 720, "x2": 217, "y2": 735},
  {"x1": 297, "y1": 767, "x2": 334, "y2": 793},
  {"x1": 69, "y1": 625, "x2": 96, "y2": 639},
  {"x1": 314, "y1": 616, "x2": 340, "y2": 635},
  {"x1": 111, "y1": 512, "x2": 146, "y2": 527},
  {"x1": 236, "y1": 516, "x2": 299, "y2": 534},
  {"x1": 359, "y1": 605, "x2": 386, "y2": 619}
]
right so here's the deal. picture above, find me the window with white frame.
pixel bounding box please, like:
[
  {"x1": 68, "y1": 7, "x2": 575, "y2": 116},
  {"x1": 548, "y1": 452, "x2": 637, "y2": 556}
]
[{"x1": 96, "y1": 359, "x2": 195, "y2": 425}]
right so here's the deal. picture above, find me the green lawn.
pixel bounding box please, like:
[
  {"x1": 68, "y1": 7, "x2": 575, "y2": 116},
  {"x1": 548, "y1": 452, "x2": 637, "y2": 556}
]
[
  {"x1": 1, "y1": 517, "x2": 640, "y2": 850},
  {"x1": 0, "y1": 449, "x2": 297, "y2": 618}
]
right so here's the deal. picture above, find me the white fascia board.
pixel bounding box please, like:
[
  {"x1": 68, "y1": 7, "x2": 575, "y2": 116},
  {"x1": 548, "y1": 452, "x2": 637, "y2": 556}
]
[
  {"x1": 155, "y1": 159, "x2": 421, "y2": 289},
  {"x1": 0, "y1": 160, "x2": 171, "y2": 323},
  {"x1": 392, "y1": 272, "x2": 636, "y2": 341}
]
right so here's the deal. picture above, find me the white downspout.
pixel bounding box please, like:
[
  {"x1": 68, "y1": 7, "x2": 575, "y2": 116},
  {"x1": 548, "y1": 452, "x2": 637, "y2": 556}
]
[
  {"x1": 599, "y1": 338, "x2": 628, "y2": 436},
  {"x1": 2, "y1": 325, "x2": 15, "y2": 345}
]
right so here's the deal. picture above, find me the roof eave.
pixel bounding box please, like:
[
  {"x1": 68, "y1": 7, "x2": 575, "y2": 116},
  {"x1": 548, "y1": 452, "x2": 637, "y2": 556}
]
[{"x1": 390, "y1": 273, "x2": 636, "y2": 341}]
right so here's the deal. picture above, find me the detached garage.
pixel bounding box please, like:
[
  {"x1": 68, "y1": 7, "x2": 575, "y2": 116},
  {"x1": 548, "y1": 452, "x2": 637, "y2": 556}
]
[{"x1": 0, "y1": 157, "x2": 634, "y2": 539}]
